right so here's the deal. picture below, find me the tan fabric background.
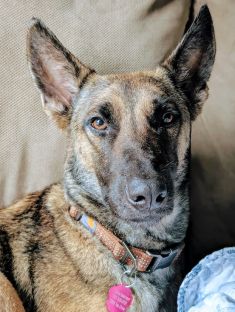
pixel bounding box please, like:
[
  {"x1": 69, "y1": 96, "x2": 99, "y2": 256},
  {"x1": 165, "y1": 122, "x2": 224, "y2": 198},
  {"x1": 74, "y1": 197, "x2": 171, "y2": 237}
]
[{"x1": 0, "y1": 0, "x2": 189, "y2": 207}]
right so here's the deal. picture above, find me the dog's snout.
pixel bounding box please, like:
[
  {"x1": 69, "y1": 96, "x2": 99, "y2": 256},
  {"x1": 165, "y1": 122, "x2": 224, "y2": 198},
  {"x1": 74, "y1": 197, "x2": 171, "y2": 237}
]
[{"x1": 126, "y1": 177, "x2": 167, "y2": 210}]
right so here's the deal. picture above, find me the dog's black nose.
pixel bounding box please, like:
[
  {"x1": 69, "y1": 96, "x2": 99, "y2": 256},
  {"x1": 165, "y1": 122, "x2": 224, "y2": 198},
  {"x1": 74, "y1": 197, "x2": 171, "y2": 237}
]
[{"x1": 126, "y1": 177, "x2": 167, "y2": 210}]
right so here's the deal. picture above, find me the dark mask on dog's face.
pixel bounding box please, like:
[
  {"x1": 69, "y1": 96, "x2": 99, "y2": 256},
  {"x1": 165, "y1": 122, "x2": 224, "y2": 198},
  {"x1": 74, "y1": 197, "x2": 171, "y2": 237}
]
[{"x1": 27, "y1": 6, "x2": 215, "y2": 246}]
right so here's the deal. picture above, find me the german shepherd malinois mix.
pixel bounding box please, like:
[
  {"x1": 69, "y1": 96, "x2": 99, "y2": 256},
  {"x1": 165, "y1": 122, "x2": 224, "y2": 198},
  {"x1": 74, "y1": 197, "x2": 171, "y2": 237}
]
[{"x1": 0, "y1": 5, "x2": 215, "y2": 312}]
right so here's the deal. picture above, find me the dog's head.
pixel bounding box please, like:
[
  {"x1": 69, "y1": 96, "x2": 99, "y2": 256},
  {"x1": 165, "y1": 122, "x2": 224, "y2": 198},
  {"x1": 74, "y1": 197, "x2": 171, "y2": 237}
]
[{"x1": 27, "y1": 6, "x2": 215, "y2": 248}]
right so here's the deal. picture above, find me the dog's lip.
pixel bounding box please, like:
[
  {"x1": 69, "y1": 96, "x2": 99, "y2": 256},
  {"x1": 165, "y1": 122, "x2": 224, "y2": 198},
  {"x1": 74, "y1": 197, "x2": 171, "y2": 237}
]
[
  {"x1": 108, "y1": 196, "x2": 173, "y2": 223},
  {"x1": 113, "y1": 208, "x2": 171, "y2": 223}
]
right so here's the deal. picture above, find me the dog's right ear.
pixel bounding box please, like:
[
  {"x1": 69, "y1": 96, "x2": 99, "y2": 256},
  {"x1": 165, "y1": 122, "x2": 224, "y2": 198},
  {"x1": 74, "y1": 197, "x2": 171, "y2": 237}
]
[{"x1": 27, "y1": 18, "x2": 95, "y2": 129}]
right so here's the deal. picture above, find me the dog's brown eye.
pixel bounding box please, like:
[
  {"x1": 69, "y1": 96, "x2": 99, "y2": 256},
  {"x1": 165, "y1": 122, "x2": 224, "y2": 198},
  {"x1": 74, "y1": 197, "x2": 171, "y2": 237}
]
[
  {"x1": 91, "y1": 117, "x2": 108, "y2": 130},
  {"x1": 162, "y1": 112, "x2": 174, "y2": 124}
]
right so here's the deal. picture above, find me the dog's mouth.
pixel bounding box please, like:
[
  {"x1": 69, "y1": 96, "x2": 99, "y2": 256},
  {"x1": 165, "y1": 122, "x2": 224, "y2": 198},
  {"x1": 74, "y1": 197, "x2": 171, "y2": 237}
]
[
  {"x1": 108, "y1": 197, "x2": 174, "y2": 224},
  {"x1": 114, "y1": 210, "x2": 170, "y2": 223}
]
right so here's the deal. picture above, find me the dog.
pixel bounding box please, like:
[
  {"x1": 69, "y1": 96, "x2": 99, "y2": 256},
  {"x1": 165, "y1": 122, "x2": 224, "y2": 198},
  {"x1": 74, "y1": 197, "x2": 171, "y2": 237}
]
[{"x1": 0, "y1": 5, "x2": 215, "y2": 312}]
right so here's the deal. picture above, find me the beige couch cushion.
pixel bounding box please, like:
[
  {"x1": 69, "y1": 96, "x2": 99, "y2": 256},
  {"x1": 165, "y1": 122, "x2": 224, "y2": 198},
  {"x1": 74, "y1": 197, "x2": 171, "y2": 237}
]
[{"x1": 0, "y1": 0, "x2": 189, "y2": 207}]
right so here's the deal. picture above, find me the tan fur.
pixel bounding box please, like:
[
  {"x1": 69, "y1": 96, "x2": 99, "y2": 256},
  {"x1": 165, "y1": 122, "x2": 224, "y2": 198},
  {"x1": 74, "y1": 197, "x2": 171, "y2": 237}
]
[{"x1": 0, "y1": 272, "x2": 25, "y2": 312}]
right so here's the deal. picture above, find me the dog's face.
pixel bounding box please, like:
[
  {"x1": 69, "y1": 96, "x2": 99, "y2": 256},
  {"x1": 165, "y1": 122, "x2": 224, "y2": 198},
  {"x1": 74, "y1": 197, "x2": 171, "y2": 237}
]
[
  {"x1": 67, "y1": 71, "x2": 191, "y2": 223},
  {"x1": 27, "y1": 6, "x2": 215, "y2": 248}
]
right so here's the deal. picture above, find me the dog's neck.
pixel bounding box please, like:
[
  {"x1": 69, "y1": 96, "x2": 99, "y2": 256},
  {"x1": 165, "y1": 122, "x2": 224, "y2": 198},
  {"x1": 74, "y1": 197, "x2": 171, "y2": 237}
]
[
  {"x1": 68, "y1": 205, "x2": 184, "y2": 274},
  {"x1": 47, "y1": 183, "x2": 184, "y2": 278}
]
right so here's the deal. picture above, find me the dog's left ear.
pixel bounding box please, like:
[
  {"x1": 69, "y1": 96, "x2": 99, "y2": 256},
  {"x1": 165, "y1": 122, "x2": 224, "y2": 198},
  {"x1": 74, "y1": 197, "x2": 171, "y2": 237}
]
[
  {"x1": 162, "y1": 5, "x2": 216, "y2": 120},
  {"x1": 27, "y1": 18, "x2": 95, "y2": 129}
]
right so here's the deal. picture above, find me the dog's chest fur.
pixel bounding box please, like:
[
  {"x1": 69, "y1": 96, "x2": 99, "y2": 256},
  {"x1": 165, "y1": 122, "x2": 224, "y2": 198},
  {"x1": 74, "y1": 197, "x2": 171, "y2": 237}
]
[{"x1": 0, "y1": 184, "x2": 178, "y2": 312}]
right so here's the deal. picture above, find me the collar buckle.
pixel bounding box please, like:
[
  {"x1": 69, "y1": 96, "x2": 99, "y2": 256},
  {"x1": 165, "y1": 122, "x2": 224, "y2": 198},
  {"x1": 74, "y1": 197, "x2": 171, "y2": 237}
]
[
  {"x1": 145, "y1": 245, "x2": 184, "y2": 273},
  {"x1": 120, "y1": 241, "x2": 138, "y2": 277}
]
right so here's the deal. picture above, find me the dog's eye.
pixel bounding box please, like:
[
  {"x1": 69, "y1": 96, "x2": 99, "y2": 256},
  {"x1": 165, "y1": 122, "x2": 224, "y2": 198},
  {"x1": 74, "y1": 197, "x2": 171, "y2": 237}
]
[
  {"x1": 91, "y1": 117, "x2": 108, "y2": 130},
  {"x1": 162, "y1": 112, "x2": 175, "y2": 124}
]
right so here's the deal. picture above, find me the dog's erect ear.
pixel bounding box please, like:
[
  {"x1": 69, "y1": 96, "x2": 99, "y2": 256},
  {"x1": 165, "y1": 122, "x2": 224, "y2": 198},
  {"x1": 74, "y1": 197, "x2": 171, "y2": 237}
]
[
  {"x1": 27, "y1": 18, "x2": 95, "y2": 129},
  {"x1": 162, "y1": 5, "x2": 216, "y2": 120}
]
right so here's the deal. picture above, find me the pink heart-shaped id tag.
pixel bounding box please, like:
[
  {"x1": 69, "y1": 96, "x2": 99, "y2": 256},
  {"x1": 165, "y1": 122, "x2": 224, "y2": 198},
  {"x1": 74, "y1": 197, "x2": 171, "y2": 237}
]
[{"x1": 106, "y1": 284, "x2": 133, "y2": 312}]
